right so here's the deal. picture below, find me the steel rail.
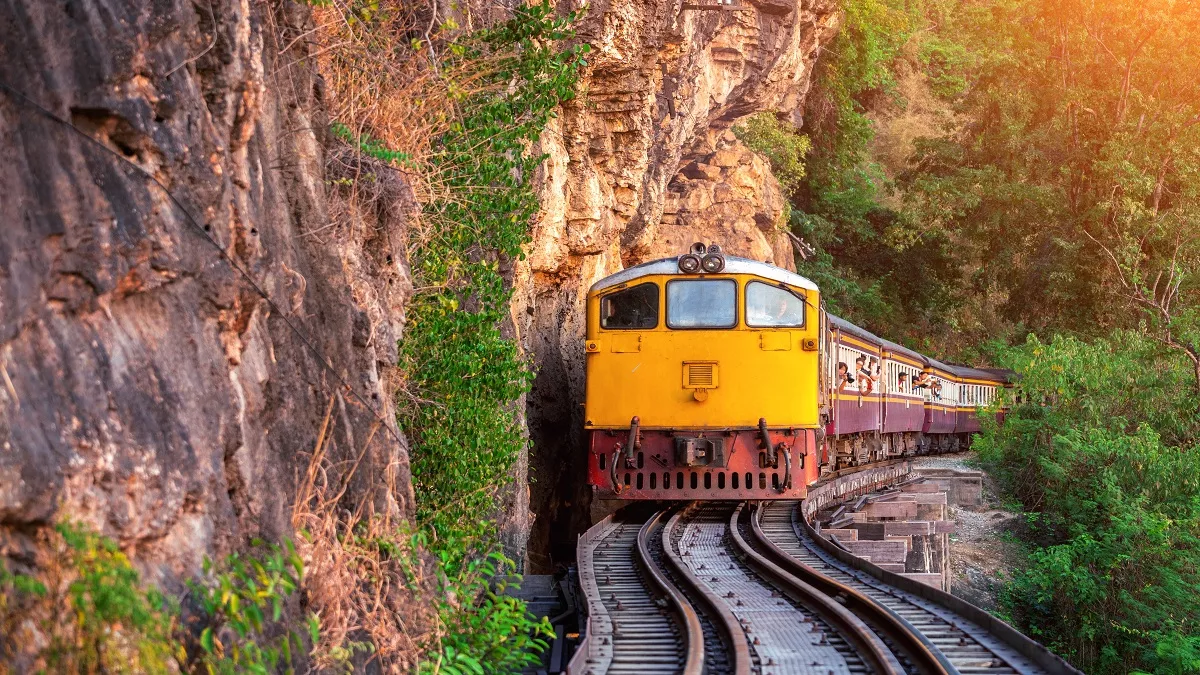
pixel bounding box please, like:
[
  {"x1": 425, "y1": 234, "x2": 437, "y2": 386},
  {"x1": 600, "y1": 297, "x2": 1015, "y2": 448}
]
[
  {"x1": 636, "y1": 509, "x2": 705, "y2": 675},
  {"x1": 775, "y1": 500, "x2": 1083, "y2": 675},
  {"x1": 726, "y1": 502, "x2": 905, "y2": 675},
  {"x1": 572, "y1": 510, "x2": 688, "y2": 675},
  {"x1": 746, "y1": 502, "x2": 956, "y2": 675},
  {"x1": 659, "y1": 504, "x2": 753, "y2": 675}
]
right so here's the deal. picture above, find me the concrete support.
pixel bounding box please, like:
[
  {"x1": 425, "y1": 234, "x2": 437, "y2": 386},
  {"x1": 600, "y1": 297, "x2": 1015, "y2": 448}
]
[{"x1": 816, "y1": 477, "x2": 954, "y2": 591}]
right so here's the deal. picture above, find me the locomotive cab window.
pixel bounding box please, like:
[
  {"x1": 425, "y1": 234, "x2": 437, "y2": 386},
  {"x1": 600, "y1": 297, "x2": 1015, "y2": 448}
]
[
  {"x1": 666, "y1": 279, "x2": 737, "y2": 329},
  {"x1": 600, "y1": 283, "x2": 659, "y2": 329},
  {"x1": 745, "y1": 281, "x2": 805, "y2": 327}
]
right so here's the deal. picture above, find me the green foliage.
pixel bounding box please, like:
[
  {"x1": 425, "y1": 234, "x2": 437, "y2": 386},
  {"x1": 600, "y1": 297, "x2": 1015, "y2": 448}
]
[
  {"x1": 331, "y1": 122, "x2": 413, "y2": 166},
  {"x1": 189, "y1": 539, "x2": 311, "y2": 675},
  {"x1": 795, "y1": 1, "x2": 1200, "y2": 667},
  {"x1": 917, "y1": 36, "x2": 971, "y2": 99},
  {"x1": 38, "y1": 523, "x2": 181, "y2": 674},
  {"x1": 801, "y1": 0, "x2": 913, "y2": 194},
  {"x1": 901, "y1": 0, "x2": 1200, "y2": 339},
  {"x1": 361, "y1": 3, "x2": 585, "y2": 671},
  {"x1": 976, "y1": 333, "x2": 1200, "y2": 673},
  {"x1": 0, "y1": 525, "x2": 314, "y2": 674},
  {"x1": 399, "y1": 2, "x2": 586, "y2": 539},
  {"x1": 418, "y1": 532, "x2": 554, "y2": 675},
  {"x1": 733, "y1": 113, "x2": 811, "y2": 195},
  {"x1": 318, "y1": 2, "x2": 583, "y2": 669},
  {"x1": 786, "y1": 0, "x2": 964, "y2": 344}
]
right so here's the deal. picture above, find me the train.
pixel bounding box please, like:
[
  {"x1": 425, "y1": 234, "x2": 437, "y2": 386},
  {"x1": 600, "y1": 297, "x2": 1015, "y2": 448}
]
[{"x1": 583, "y1": 242, "x2": 1010, "y2": 501}]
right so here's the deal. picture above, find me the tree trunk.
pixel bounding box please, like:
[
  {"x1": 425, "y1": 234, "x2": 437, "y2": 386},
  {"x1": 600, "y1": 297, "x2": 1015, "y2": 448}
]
[{"x1": 1194, "y1": 359, "x2": 1200, "y2": 416}]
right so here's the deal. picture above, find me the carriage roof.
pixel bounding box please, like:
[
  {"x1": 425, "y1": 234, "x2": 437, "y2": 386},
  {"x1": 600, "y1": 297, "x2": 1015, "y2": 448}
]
[
  {"x1": 827, "y1": 314, "x2": 885, "y2": 347},
  {"x1": 948, "y1": 364, "x2": 1013, "y2": 384}
]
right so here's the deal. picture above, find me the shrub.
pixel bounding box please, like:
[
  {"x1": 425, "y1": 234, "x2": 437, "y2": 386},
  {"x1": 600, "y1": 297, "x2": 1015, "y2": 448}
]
[
  {"x1": 0, "y1": 524, "x2": 309, "y2": 674},
  {"x1": 977, "y1": 332, "x2": 1200, "y2": 673},
  {"x1": 316, "y1": 2, "x2": 587, "y2": 671},
  {"x1": 44, "y1": 523, "x2": 180, "y2": 674},
  {"x1": 190, "y1": 540, "x2": 311, "y2": 675},
  {"x1": 419, "y1": 532, "x2": 553, "y2": 675},
  {"x1": 396, "y1": 3, "x2": 587, "y2": 539},
  {"x1": 733, "y1": 113, "x2": 811, "y2": 196}
]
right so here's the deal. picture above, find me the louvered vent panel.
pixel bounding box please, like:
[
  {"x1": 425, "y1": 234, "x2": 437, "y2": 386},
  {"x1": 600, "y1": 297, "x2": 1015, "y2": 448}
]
[{"x1": 688, "y1": 364, "x2": 714, "y2": 387}]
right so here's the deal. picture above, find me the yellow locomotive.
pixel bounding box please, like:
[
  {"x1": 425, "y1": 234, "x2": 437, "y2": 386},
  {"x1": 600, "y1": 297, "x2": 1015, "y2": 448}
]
[
  {"x1": 584, "y1": 243, "x2": 824, "y2": 499},
  {"x1": 584, "y1": 242, "x2": 1009, "y2": 501}
]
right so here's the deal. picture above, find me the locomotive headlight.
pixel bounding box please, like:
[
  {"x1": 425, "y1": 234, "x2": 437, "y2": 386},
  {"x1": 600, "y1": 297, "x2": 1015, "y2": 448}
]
[
  {"x1": 700, "y1": 253, "x2": 725, "y2": 273},
  {"x1": 678, "y1": 254, "x2": 702, "y2": 273}
]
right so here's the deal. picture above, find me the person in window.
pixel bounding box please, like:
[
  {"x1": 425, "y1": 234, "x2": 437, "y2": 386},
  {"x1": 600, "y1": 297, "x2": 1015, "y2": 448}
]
[
  {"x1": 931, "y1": 380, "x2": 943, "y2": 400},
  {"x1": 837, "y1": 362, "x2": 853, "y2": 394},
  {"x1": 871, "y1": 357, "x2": 881, "y2": 381},
  {"x1": 749, "y1": 292, "x2": 803, "y2": 326},
  {"x1": 897, "y1": 372, "x2": 909, "y2": 393},
  {"x1": 855, "y1": 356, "x2": 874, "y2": 395},
  {"x1": 912, "y1": 372, "x2": 931, "y2": 392}
]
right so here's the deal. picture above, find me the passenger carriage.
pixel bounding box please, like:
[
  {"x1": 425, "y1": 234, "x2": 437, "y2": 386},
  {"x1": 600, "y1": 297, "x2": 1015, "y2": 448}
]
[
  {"x1": 879, "y1": 337, "x2": 926, "y2": 457},
  {"x1": 824, "y1": 315, "x2": 886, "y2": 467},
  {"x1": 921, "y1": 358, "x2": 960, "y2": 450},
  {"x1": 945, "y1": 364, "x2": 1006, "y2": 440}
]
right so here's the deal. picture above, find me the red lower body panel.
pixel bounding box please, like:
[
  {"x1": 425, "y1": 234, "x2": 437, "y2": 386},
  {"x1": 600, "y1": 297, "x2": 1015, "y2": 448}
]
[
  {"x1": 587, "y1": 428, "x2": 818, "y2": 500},
  {"x1": 883, "y1": 399, "x2": 924, "y2": 433},
  {"x1": 833, "y1": 396, "x2": 882, "y2": 435},
  {"x1": 957, "y1": 409, "x2": 982, "y2": 434},
  {"x1": 924, "y1": 406, "x2": 956, "y2": 434}
]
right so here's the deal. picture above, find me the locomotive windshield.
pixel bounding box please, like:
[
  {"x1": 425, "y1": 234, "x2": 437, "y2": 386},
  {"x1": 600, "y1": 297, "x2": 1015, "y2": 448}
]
[
  {"x1": 666, "y1": 279, "x2": 737, "y2": 329},
  {"x1": 745, "y1": 281, "x2": 805, "y2": 327},
  {"x1": 600, "y1": 282, "x2": 659, "y2": 329}
]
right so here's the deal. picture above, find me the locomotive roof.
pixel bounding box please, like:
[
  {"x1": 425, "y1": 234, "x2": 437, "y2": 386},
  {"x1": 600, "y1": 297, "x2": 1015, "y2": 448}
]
[{"x1": 589, "y1": 255, "x2": 820, "y2": 294}]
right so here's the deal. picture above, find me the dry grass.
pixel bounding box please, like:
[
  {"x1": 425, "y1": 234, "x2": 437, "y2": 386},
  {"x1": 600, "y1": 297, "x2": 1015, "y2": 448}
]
[
  {"x1": 308, "y1": 0, "x2": 545, "y2": 286},
  {"x1": 292, "y1": 398, "x2": 438, "y2": 673},
  {"x1": 313, "y1": 1, "x2": 515, "y2": 196}
]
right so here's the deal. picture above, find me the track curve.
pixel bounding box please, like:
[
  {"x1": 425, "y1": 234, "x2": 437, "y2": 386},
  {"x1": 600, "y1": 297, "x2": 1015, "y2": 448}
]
[{"x1": 756, "y1": 500, "x2": 1081, "y2": 675}]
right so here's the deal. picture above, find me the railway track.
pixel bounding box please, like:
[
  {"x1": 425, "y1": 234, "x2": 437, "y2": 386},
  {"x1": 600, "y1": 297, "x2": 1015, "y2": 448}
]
[
  {"x1": 573, "y1": 496, "x2": 1080, "y2": 675},
  {"x1": 752, "y1": 500, "x2": 1058, "y2": 674}
]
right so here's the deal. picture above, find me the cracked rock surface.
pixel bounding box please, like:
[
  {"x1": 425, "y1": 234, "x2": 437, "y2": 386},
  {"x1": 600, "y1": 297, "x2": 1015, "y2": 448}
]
[{"x1": 0, "y1": 0, "x2": 414, "y2": 584}]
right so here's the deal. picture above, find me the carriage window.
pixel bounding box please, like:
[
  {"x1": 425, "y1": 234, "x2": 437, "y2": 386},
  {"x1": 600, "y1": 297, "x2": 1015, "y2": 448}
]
[
  {"x1": 666, "y1": 279, "x2": 737, "y2": 329},
  {"x1": 745, "y1": 281, "x2": 806, "y2": 327},
  {"x1": 600, "y1": 283, "x2": 659, "y2": 329}
]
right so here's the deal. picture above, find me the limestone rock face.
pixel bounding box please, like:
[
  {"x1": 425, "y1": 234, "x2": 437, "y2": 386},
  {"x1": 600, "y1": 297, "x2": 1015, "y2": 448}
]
[
  {"x1": 652, "y1": 129, "x2": 794, "y2": 265},
  {"x1": 518, "y1": 0, "x2": 840, "y2": 567},
  {"x1": 0, "y1": 0, "x2": 413, "y2": 584}
]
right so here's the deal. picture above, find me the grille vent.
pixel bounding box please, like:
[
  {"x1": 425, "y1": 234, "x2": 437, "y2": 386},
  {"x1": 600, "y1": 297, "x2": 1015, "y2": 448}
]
[{"x1": 683, "y1": 362, "x2": 718, "y2": 389}]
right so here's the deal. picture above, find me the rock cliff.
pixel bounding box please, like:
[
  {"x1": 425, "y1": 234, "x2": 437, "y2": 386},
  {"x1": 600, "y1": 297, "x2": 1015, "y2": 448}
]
[
  {"x1": 0, "y1": 0, "x2": 413, "y2": 585},
  {"x1": 0, "y1": 0, "x2": 840, "y2": 588},
  {"x1": 517, "y1": 0, "x2": 840, "y2": 567}
]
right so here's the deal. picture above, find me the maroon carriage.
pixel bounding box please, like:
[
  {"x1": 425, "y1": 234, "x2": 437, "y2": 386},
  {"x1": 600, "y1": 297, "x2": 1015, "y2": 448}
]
[
  {"x1": 878, "y1": 337, "x2": 927, "y2": 456},
  {"x1": 824, "y1": 315, "x2": 887, "y2": 467}
]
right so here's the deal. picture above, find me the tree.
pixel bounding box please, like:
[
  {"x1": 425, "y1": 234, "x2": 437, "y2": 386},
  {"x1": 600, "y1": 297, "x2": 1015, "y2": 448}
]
[{"x1": 902, "y1": 0, "x2": 1200, "y2": 362}]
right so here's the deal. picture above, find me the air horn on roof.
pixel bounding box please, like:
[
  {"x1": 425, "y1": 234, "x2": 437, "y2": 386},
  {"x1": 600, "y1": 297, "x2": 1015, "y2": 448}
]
[{"x1": 679, "y1": 242, "x2": 725, "y2": 274}]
